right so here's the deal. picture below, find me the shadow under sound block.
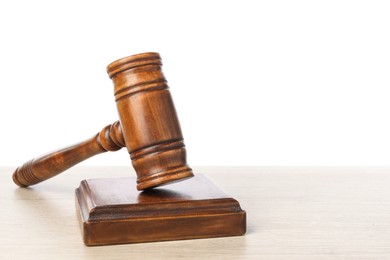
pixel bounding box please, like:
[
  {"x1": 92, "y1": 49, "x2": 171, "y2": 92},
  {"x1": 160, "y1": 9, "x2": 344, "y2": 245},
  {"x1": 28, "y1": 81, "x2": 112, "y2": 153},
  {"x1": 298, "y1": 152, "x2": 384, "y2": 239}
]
[{"x1": 75, "y1": 173, "x2": 246, "y2": 246}]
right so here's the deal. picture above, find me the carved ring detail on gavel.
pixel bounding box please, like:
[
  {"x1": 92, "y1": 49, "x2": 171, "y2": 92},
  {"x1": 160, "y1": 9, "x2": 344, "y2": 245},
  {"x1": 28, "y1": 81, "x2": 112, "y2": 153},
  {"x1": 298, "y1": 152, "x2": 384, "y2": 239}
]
[
  {"x1": 107, "y1": 52, "x2": 194, "y2": 190},
  {"x1": 13, "y1": 52, "x2": 194, "y2": 190},
  {"x1": 12, "y1": 121, "x2": 125, "y2": 188}
]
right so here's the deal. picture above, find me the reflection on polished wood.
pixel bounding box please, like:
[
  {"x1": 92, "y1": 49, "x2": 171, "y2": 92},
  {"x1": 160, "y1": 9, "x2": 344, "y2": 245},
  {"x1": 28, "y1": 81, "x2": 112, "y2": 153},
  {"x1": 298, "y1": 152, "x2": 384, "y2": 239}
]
[{"x1": 3, "y1": 166, "x2": 390, "y2": 259}]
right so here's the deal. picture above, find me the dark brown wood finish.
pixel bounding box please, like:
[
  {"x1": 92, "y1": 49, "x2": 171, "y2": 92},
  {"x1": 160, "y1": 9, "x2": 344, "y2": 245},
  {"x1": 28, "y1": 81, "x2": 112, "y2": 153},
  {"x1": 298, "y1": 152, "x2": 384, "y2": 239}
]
[
  {"x1": 13, "y1": 52, "x2": 194, "y2": 190},
  {"x1": 13, "y1": 121, "x2": 124, "y2": 187},
  {"x1": 107, "y1": 52, "x2": 193, "y2": 190},
  {"x1": 11, "y1": 52, "x2": 246, "y2": 246},
  {"x1": 75, "y1": 174, "x2": 246, "y2": 246}
]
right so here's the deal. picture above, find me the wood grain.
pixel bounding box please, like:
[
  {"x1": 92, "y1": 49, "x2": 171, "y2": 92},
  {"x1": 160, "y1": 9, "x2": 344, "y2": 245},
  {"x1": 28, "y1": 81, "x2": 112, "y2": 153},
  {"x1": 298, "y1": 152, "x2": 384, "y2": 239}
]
[
  {"x1": 12, "y1": 52, "x2": 193, "y2": 190},
  {"x1": 2, "y1": 166, "x2": 390, "y2": 259},
  {"x1": 107, "y1": 52, "x2": 193, "y2": 190},
  {"x1": 76, "y1": 174, "x2": 245, "y2": 245},
  {"x1": 12, "y1": 121, "x2": 124, "y2": 187}
]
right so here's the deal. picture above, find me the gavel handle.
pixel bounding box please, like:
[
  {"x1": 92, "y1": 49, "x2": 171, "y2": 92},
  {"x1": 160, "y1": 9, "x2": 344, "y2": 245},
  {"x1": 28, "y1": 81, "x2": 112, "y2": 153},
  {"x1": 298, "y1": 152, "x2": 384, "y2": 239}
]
[{"x1": 12, "y1": 121, "x2": 125, "y2": 187}]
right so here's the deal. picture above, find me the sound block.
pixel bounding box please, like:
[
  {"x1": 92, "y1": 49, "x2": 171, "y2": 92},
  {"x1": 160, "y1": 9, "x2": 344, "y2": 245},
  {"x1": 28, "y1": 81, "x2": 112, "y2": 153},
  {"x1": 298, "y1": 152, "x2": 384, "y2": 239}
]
[{"x1": 75, "y1": 174, "x2": 246, "y2": 246}]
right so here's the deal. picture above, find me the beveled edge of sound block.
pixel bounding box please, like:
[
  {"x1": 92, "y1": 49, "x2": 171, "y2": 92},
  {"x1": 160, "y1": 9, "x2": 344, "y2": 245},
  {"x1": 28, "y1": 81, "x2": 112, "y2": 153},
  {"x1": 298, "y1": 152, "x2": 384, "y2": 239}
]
[{"x1": 75, "y1": 173, "x2": 246, "y2": 246}]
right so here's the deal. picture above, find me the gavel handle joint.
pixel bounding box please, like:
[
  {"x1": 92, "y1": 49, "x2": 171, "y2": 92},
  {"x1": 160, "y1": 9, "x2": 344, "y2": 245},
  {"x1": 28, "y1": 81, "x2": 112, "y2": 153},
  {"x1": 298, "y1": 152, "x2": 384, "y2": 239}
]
[{"x1": 12, "y1": 121, "x2": 125, "y2": 187}]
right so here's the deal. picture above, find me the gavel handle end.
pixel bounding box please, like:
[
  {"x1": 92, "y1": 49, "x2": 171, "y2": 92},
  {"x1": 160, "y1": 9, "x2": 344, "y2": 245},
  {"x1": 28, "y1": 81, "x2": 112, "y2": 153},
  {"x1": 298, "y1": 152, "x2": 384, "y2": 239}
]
[
  {"x1": 12, "y1": 167, "x2": 26, "y2": 187},
  {"x1": 12, "y1": 159, "x2": 42, "y2": 187}
]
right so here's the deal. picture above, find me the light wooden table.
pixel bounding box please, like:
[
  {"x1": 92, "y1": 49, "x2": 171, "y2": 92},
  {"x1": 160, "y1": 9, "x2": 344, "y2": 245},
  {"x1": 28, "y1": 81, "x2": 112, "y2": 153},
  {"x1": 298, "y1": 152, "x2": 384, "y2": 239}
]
[{"x1": 1, "y1": 166, "x2": 390, "y2": 259}]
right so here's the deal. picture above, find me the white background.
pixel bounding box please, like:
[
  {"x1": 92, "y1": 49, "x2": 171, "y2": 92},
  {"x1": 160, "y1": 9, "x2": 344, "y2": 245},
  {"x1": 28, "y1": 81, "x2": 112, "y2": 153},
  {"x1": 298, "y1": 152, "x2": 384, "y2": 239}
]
[{"x1": 1, "y1": 0, "x2": 390, "y2": 167}]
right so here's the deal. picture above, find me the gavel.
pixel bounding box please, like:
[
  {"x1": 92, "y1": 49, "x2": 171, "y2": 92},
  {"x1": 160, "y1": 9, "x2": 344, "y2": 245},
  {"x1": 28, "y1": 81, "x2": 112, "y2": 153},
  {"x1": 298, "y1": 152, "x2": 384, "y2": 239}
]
[{"x1": 12, "y1": 52, "x2": 194, "y2": 190}]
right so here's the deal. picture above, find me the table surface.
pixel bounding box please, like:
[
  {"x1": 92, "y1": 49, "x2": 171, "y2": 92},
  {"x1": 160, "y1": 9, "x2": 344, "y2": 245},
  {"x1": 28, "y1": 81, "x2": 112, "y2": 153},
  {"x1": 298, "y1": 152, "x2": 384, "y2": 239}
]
[{"x1": 1, "y1": 166, "x2": 390, "y2": 259}]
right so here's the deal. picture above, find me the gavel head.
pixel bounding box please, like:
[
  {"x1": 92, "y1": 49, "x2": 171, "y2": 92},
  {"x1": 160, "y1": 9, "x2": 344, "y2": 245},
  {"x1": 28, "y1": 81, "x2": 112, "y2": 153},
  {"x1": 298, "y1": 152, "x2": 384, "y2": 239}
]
[{"x1": 107, "y1": 52, "x2": 194, "y2": 190}]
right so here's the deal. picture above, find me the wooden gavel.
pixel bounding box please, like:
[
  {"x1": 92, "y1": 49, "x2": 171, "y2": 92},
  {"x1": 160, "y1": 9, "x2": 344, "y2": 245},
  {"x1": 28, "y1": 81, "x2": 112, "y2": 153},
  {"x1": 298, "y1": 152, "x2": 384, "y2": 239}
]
[{"x1": 13, "y1": 52, "x2": 194, "y2": 190}]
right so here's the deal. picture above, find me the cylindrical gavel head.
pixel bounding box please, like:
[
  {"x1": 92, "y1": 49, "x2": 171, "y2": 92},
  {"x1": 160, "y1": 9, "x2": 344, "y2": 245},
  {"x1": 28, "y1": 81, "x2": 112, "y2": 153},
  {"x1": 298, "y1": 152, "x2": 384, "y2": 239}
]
[{"x1": 107, "y1": 52, "x2": 194, "y2": 190}]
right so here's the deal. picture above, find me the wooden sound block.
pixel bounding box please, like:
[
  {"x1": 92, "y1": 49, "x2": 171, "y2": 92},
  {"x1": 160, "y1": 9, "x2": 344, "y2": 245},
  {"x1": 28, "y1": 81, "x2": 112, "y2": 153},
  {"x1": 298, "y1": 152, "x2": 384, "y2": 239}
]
[{"x1": 75, "y1": 173, "x2": 246, "y2": 246}]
